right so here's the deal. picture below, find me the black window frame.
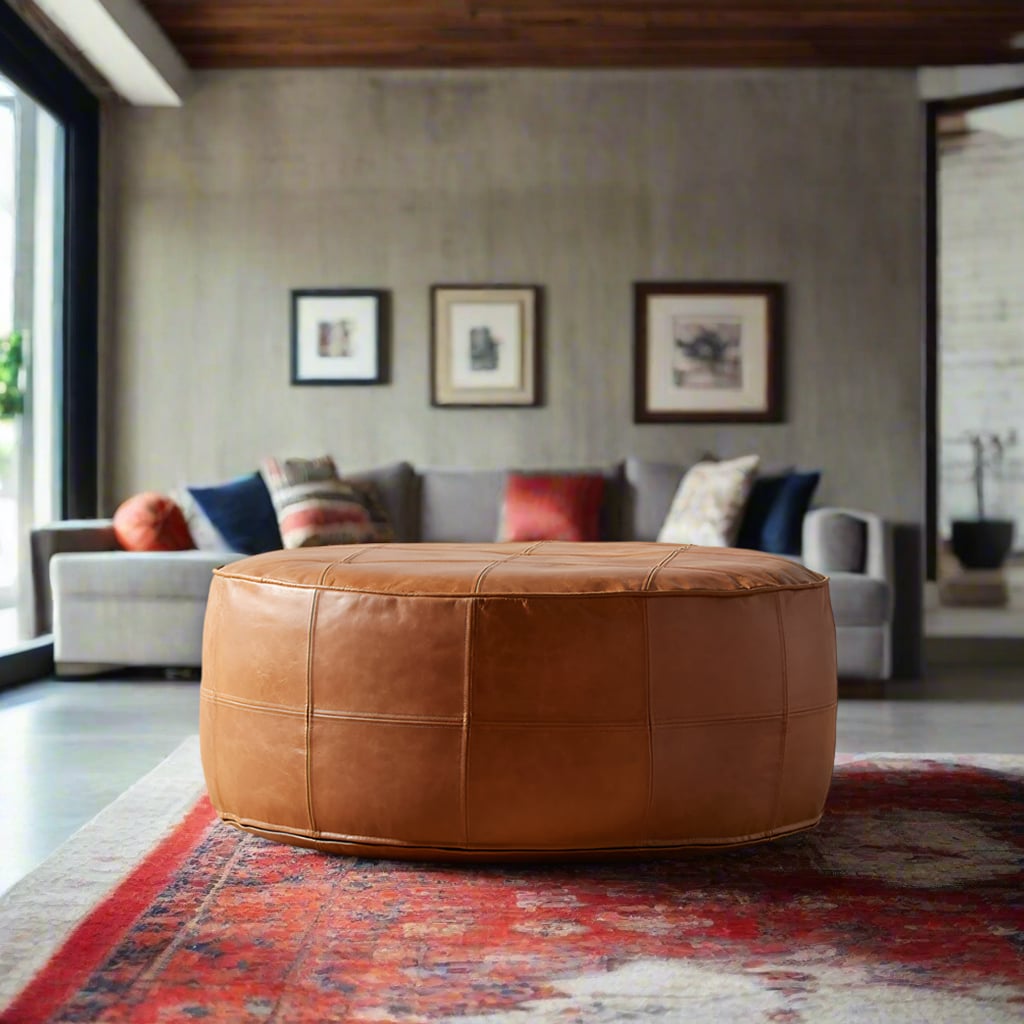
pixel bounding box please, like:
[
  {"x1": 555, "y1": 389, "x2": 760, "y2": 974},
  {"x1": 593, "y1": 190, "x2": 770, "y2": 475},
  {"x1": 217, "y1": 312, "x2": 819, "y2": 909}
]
[{"x1": 0, "y1": 6, "x2": 99, "y2": 685}]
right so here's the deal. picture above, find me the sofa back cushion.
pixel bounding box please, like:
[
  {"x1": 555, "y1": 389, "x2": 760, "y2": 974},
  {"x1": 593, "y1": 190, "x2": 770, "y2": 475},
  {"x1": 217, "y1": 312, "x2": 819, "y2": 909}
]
[
  {"x1": 623, "y1": 458, "x2": 687, "y2": 542},
  {"x1": 419, "y1": 469, "x2": 507, "y2": 542},
  {"x1": 418, "y1": 464, "x2": 625, "y2": 543},
  {"x1": 344, "y1": 461, "x2": 417, "y2": 542}
]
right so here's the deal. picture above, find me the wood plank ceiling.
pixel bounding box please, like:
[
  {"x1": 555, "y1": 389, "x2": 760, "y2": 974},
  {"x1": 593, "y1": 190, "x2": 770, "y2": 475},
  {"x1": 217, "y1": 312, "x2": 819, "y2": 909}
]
[{"x1": 139, "y1": 1, "x2": 1024, "y2": 69}]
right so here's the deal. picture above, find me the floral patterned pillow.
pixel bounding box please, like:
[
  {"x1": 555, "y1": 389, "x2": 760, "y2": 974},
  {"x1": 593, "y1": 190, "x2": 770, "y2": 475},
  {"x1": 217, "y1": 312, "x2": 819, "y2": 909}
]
[{"x1": 656, "y1": 455, "x2": 760, "y2": 547}]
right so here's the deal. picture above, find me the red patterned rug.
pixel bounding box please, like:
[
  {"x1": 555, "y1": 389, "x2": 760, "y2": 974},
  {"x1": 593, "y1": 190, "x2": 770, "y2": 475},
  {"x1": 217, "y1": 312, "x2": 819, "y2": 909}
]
[{"x1": 1, "y1": 743, "x2": 1022, "y2": 1023}]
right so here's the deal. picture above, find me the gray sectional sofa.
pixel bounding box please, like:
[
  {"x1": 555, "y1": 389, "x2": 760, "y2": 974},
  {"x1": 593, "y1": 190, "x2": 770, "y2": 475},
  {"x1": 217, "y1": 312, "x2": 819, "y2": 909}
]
[{"x1": 32, "y1": 458, "x2": 901, "y2": 680}]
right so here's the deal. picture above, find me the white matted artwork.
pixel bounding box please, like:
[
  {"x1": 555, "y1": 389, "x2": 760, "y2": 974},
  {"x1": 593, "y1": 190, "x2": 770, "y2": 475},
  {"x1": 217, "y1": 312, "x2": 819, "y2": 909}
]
[
  {"x1": 634, "y1": 282, "x2": 783, "y2": 423},
  {"x1": 431, "y1": 286, "x2": 541, "y2": 407},
  {"x1": 291, "y1": 289, "x2": 388, "y2": 385}
]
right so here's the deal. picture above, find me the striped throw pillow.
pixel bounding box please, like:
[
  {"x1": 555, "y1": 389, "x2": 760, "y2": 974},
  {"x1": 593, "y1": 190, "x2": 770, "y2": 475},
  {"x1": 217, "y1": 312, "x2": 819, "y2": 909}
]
[{"x1": 260, "y1": 455, "x2": 393, "y2": 548}]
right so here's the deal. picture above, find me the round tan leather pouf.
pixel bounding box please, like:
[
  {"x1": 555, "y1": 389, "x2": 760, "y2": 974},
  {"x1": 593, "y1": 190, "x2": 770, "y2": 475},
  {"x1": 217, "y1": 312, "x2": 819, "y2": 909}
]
[{"x1": 200, "y1": 542, "x2": 837, "y2": 860}]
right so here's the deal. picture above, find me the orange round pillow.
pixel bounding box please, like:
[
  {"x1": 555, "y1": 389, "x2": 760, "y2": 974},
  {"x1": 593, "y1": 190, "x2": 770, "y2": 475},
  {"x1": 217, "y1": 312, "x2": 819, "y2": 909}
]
[{"x1": 113, "y1": 492, "x2": 195, "y2": 552}]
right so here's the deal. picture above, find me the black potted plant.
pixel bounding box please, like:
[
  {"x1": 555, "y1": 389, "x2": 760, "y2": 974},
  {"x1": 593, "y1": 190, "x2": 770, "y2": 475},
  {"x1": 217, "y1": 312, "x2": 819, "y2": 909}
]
[{"x1": 950, "y1": 431, "x2": 1017, "y2": 570}]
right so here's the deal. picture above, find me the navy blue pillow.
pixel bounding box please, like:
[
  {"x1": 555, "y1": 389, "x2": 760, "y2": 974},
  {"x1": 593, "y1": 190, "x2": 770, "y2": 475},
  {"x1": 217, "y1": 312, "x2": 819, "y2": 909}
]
[
  {"x1": 760, "y1": 471, "x2": 821, "y2": 555},
  {"x1": 735, "y1": 474, "x2": 790, "y2": 550},
  {"x1": 187, "y1": 472, "x2": 282, "y2": 555}
]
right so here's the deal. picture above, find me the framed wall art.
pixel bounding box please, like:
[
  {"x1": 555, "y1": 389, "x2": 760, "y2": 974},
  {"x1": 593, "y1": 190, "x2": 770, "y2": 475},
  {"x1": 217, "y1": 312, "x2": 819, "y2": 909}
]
[
  {"x1": 290, "y1": 289, "x2": 389, "y2": 386},
  {"x1": 431, "y1": 285, "x2": 542, "y2": 407},
  {"x1": 633, "y1": 282, "x2": 784, "y2": 423}
]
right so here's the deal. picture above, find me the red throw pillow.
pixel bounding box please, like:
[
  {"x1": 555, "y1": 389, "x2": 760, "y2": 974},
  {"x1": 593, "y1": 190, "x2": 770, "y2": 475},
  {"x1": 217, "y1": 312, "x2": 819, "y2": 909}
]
[
  {"x1": 113, "y1": 492, "x2": 195, "y2": 552},
  {"x1": 499, "y1": 473, "x2": 605, "y2": 542}
]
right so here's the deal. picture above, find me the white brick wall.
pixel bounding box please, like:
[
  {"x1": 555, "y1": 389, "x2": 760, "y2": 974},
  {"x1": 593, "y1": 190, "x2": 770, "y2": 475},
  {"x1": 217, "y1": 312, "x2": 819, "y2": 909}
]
[{"x1": 939, "y1": 128, "x2": 1024, "y2": 544}]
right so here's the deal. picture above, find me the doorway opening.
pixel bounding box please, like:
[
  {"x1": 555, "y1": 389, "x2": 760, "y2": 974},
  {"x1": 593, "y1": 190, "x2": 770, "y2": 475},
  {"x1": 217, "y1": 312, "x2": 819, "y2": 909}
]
[{"x1": 928, "y1": 88, "x2": 1024, "y2": 653}]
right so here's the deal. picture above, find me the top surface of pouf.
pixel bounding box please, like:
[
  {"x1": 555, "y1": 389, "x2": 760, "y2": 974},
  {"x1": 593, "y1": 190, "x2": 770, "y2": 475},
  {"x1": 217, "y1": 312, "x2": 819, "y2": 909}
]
[
  {"x1": 215, "y1": 540, "x2": 824, "y2": 596},
  {"x1": 201, "y1": 542, "x2": 837, "y2": 861}
]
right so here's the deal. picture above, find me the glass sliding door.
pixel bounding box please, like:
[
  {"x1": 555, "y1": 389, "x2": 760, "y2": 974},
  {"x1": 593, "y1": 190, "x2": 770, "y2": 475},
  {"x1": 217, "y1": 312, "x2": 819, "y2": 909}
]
[{"x1": 0, "y1": 74, "x2": 65, "y2": 653}]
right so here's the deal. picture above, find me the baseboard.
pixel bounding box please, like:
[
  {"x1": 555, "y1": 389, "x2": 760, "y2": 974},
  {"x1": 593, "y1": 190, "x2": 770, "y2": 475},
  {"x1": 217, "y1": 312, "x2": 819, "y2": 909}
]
[
  {"x1": 838, "y1": 678, "x2": 887, "y2": 699},
  {"x1": 925, "y1": 636, "x2": 1024, "y2": 666},
  {"x1": 54, "y1": 663, "x2": 202, "y2": 681},
  {"x1": 0, "y1": 637, "x2": 54, "y2": 689}
]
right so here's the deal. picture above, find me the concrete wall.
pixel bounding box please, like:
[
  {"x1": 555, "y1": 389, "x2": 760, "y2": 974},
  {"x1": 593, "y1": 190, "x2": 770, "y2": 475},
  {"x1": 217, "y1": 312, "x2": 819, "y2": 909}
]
[
  {"x1": 939, "y1": 121, "x2": 1024, "y2": 540},
  {"x1": 100, "y1": 68, "x2": 924, "y2": 524}
]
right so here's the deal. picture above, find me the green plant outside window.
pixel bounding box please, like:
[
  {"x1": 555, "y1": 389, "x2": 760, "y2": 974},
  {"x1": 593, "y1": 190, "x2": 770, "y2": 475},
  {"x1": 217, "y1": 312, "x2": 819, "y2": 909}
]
[{"x1": 0, "y1": 331, "x2": 23, "y2": 419}]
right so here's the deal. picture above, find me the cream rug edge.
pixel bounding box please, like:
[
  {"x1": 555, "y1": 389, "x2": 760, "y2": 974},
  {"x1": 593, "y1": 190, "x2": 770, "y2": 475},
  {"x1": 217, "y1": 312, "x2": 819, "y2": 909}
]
[{"x1": 0, "y1": 735, "x2": 205, "y2": 1008}]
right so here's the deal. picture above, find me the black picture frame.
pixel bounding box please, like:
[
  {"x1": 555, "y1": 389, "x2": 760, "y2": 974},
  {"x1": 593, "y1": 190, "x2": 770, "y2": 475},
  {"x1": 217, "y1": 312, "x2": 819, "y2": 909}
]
[
  {"x1": 633, "y1": 281, "x2": 784, "y2": 424},
  {"x1": 290, "y1": 289, "x2": 389, "y2": 386}
]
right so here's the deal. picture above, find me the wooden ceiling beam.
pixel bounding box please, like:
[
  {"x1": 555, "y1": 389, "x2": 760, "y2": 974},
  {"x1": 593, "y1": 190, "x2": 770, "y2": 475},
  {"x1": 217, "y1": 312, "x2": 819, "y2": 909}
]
[{"x1": 137, "y1": 0, "x2": 1024, "y2": 68}]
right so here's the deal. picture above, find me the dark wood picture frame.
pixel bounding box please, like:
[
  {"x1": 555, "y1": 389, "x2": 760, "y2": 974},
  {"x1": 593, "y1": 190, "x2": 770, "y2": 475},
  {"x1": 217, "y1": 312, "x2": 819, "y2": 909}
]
[
  {"x1": 430, "y1": 284, "x2": 543, "y2": 408},
  {"x1": 633, "y1": 281, "x2": 784, "y2": 423},
  {"x1": 290, "y1": 288, "x2": 389, "y2": 386}
]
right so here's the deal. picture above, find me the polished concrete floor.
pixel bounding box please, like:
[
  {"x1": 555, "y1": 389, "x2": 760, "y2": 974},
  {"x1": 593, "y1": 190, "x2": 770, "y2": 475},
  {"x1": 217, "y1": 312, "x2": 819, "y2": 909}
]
[
  {"x1": 0, "y1": 679, "x2": 202, "y2": 897},
  {"x1": 1, "y1": 666, "x2": 1023, "y2": 897}
]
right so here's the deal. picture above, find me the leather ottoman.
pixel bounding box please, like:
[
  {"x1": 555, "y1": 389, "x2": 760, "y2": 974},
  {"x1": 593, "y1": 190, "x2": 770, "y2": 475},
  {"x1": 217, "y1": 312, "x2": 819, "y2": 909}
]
[{"x1": 199, "y1": 542, "x2": 837, "y2": 860}]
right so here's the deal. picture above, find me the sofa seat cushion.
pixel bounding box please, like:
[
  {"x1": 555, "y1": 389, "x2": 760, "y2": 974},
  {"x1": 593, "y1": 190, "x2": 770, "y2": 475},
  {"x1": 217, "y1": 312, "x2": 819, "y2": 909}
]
[
  {"x1": 51, "y1": 551, "x2": 245, "y2": 601},
  {"x1": 827, "y1": 572, "x2": 890, "y2": 628}
]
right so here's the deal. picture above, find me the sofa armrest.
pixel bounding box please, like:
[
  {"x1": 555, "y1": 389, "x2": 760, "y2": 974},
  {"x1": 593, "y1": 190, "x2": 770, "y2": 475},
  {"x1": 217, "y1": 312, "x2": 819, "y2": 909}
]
[
  {"x1": 802, "y1": 507, "x2": 893, "y2": 584},
  {"x1": 30, "y1": 520, "x2": 120, "y2": 635}
]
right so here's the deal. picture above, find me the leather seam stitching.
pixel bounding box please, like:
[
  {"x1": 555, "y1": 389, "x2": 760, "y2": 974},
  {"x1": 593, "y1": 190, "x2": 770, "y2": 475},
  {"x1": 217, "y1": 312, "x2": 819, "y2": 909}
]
[
  {"x1": 340, "y1": 545, "x2": 376, "y2": 563},
  {"x1": 657, "y1": 703, "x2": 834, "y2": 727},
  {"x1": 471, "y1": 560, "x2": 504, "y2": 594},
  {"x1": 642, "y1": 545, "x2": 691, "y2": 590},
  {"x1": 304, "y1": 562, "x2": 334, "y2": 838},
  {"x1": 642, "y1": 596, "x2": 654, "y2": 846},
  {"x1": 470, "y1": 543, "x2": 538, "y2": 592},
  {"x1": 219, "y1": 814, "x2": 823, "y2": 852},
  {"x1": 200, "y1": 692, "x2": 466, "y2": 725},
  {"x1": 199, "y1": 690, "x2": 834, "y2": 727},
  {"x1": 461, "y1": 598, "x2": 475, "y2": 845},
  {"x1": 770, "y1": 591, "x2": 790, "y2": 832},
  {"x1": 206, "y1": 584, "x2": 222, "y2": 810},
  {"x1": 211, "y1": 577, "x2": 829, "y2": 598}
]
